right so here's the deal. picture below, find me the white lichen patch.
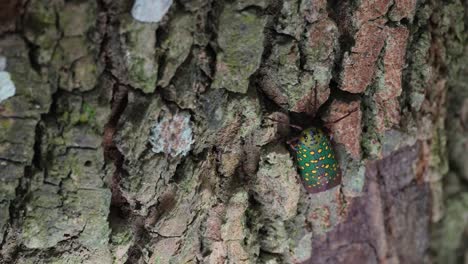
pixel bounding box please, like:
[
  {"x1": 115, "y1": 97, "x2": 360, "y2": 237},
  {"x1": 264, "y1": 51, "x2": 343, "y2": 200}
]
[
  {"x1": 149, "y1": 111, "x2": 193, "y2": 157},
  {"x1": 0, "y1": 71, "x2": 16, "y2": 103},
  {"x1": 131, "y1": 0, "x2": 173, "y2": 23}
]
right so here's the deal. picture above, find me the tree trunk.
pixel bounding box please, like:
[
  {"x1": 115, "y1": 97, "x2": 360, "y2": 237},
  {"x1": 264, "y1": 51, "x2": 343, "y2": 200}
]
[{"x1": 0, "y1": 0, "x2": 466, "y2": 263}]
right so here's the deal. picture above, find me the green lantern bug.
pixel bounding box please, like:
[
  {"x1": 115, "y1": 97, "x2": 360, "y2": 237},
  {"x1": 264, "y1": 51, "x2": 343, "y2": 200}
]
[
  {"x1": 287, "y1": 127, "x2": 340, "y2": 193},
  {"x1": 269, "y1": 108, "x2": 357, "y2": 194}
]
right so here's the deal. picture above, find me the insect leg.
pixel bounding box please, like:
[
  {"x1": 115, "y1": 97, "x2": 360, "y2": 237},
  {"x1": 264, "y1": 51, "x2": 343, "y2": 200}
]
[
  {"x1": 265, "y1": 117, "x2": 303, "y2": 130},
  {"x1": 286, "y1": 137, "x2": 300, "y2": 151},
  {"x1": 323, "y1": 107, "x2": 359, "y2": 125}
]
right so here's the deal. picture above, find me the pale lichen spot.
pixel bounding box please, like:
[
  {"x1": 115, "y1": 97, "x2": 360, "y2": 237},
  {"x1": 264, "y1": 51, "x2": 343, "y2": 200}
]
[
  {"x1": 0, "y1": 71, "x2": 16, "y2": 103},
  {"x1": 132, "y1": 0, "x2": 173, "y2": 23},
  {"x1": 149, "y1": 111, "x2": 193, "y2": 157}
]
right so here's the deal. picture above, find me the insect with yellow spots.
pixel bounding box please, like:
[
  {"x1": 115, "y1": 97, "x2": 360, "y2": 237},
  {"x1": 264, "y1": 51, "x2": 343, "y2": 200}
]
[
  {"x1": 267, "y1": 108, "x2": 357, "y2": 193},
  {"x1": 288, "y1": 127, "x2": 341, "y2": 193}
]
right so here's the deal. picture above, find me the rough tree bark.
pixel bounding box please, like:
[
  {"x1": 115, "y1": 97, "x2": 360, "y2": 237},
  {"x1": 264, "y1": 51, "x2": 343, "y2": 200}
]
[{"x1": 0, "y1": 0, "x2": 466, "y2": 263}]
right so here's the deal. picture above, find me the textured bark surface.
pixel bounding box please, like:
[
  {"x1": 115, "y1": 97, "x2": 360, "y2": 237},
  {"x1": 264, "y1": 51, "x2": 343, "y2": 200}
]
[{"x1": 0, "y1": 0, "x2": 466, "y2": 263}]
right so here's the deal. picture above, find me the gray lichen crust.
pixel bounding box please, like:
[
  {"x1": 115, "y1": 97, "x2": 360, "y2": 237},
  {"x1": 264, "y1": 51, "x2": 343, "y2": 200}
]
[
  {"x1": 1, "y1": 0, "x2": 111, "y2": 261},
  {"x1": 149, "y1": 111, "x2": 194, "y2": 157},
  {"x1": 212, "y1": 3, "x2": 266, "y2": 94},
  {"x1": 119, "y1": 14, "x2": 159, "y2": 93}
]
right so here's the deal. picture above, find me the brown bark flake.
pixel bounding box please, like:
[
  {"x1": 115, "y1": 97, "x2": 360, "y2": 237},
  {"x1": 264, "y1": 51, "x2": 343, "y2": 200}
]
[
  {"x1": 382, "y1": 27, "x2": 410, "y2": 100},
  {"x1": 324, "y1": 100, "x2": 363, "y2": 159},
  {"x1": 354, "y1": 0, "x2": 392, "y2": 27},
  {"x1": 340, "y1": 23, "x2": 387, "y2": 93}
]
